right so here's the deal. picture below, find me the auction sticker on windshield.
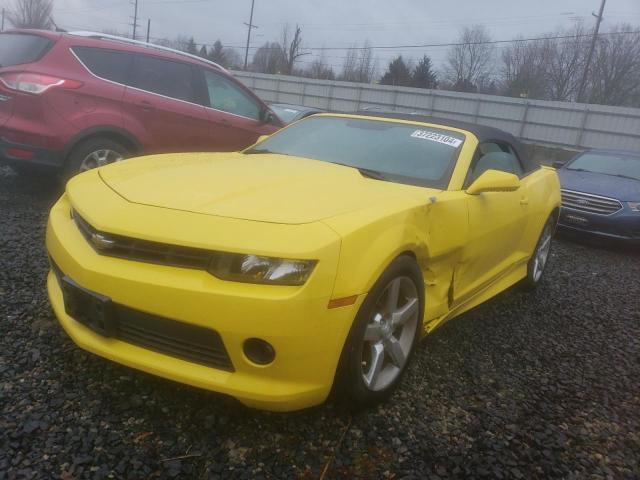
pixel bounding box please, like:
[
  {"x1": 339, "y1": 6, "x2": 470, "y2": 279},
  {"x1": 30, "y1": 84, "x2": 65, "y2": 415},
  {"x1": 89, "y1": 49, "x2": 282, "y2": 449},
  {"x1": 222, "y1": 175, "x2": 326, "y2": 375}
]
[{"x1": 410, "y1": 130, "x2": 463, "y2": 148}]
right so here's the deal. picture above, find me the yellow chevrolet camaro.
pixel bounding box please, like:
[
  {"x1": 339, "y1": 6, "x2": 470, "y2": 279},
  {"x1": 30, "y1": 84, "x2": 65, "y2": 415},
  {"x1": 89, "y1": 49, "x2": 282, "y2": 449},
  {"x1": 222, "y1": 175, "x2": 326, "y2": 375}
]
[{"x1": 46, "y1": 113, "x2": 560, "y2": 411}]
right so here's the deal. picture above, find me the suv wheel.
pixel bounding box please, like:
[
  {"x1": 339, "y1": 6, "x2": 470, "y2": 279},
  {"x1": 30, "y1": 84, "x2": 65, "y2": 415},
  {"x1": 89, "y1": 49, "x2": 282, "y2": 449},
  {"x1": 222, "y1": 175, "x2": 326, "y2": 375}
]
[{"x1": 65, "y1": 137, "x2": 129, "y2": 176}]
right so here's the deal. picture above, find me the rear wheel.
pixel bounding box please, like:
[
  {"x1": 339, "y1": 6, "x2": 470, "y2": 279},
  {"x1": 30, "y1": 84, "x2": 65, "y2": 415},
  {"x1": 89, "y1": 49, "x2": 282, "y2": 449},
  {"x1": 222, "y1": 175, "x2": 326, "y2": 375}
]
[
  {"x1": 336, "y1": 255, "x2": 424, "y2": 407},
  {"x1": 522, "y1": 216, "x2": 554, "y2": 290},
  {"x1": 64, "y1": 137, "x2": 128, "y2": 177}
]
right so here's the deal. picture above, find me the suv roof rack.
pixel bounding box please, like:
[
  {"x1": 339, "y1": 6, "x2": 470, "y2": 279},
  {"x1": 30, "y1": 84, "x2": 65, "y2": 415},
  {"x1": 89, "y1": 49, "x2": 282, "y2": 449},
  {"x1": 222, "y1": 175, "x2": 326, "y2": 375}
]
[{"x1": 68, "y1": 31, "x2": 228, "y2": 73}]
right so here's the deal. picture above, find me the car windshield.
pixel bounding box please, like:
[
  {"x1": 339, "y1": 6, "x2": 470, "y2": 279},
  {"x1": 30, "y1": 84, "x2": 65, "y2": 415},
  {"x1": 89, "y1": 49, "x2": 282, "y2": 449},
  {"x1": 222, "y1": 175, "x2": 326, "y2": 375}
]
[
  {"x1": 567, "y1": 152, "x2": 640, "y2": 181},
  {"x1": 246, "y1": 116, "x2": 465, "y2": 188},
  {"x1": 270, "y1": 104, "x2": 303, "y2": 124}
]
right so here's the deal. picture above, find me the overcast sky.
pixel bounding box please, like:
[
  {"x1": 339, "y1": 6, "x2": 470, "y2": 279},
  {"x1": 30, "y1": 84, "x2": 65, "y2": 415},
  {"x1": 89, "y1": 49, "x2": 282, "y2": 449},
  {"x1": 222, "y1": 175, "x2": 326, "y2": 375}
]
[{"x1": 51, "y1": 0, "x2": 640, "y2": 70}]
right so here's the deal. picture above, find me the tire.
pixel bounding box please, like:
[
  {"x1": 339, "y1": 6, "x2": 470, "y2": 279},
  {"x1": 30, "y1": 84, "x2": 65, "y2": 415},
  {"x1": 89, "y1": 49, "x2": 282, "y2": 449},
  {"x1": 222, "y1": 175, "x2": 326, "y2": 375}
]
[
  {"x1": 63, "y1": 137, "x2": 129, "y2": 178},
  {"x1": 521, "y1": 216, "x2": 555, "y2": 290},
  {"x1": 335, "y1": 255, "x2": 424, "y2": 408}
]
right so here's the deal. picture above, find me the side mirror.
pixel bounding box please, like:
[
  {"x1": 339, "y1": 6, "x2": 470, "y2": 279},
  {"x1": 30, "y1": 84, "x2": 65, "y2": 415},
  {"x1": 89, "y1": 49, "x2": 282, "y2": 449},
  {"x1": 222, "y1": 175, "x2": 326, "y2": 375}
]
[
  {"x1": 260, "y1": 108, "x2": 280, "y2": 125},
  {"x1": 552, "y1": 160, "x2": 565, "y2": 169},
  {"x1": 466, "y1": 170, "x2": 521, "y2": 195}
]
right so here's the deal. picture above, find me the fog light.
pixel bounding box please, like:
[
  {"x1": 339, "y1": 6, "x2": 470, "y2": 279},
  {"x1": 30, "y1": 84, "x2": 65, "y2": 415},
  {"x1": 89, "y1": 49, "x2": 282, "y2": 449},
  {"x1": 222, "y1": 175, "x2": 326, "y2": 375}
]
[{"x1": 243, "y1": 338, "x2": 275, "y2": 365}]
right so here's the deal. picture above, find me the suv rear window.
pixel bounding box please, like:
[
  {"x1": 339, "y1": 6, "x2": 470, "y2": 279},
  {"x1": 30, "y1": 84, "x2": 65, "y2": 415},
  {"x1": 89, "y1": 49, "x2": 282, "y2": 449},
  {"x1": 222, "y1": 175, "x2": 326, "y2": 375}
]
[
  {"x1": 0, "y1": 33, "x2": 52, "y2": 67},
  {"x1": 72, "y1": 47, "x2": 133, "y2": 84}
]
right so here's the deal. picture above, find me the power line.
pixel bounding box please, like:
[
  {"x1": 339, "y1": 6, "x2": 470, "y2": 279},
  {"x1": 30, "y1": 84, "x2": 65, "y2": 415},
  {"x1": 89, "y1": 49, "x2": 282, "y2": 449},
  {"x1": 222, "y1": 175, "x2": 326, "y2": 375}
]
[{"x1": 172, "y1": 29, "x2": 640, "y2": 52}]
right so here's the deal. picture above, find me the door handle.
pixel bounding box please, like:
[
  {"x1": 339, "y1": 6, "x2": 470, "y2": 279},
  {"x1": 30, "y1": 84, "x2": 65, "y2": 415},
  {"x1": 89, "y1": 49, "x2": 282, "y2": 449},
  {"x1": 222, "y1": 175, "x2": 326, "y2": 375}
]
[
  {"x1": 520, "y1": 197, "x2": 529, "y2": 205},
  {"x1": 218, "y1": 119, "x2": 232, "y2": 128},
  {"x1": 136, "y1": 100, "x2": 155, "y2": 112}
]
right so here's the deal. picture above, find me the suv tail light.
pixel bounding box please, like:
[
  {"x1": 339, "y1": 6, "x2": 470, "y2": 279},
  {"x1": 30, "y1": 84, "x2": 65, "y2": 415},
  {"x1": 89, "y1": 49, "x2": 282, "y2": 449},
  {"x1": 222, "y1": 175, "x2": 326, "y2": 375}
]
[{"x1": 0, "y1": 72, "x2": 83, "y2": 94}]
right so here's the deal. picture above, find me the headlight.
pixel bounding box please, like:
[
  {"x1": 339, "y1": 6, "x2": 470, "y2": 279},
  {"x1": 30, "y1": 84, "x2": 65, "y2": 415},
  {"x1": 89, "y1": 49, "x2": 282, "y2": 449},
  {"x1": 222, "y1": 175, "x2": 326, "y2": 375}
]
[
  {"x1": 628, "y1": 202, "x2": 640, "y2": 212},
  {"x1": 207, "y1": 253, "x2": 316, "y2": 286}
]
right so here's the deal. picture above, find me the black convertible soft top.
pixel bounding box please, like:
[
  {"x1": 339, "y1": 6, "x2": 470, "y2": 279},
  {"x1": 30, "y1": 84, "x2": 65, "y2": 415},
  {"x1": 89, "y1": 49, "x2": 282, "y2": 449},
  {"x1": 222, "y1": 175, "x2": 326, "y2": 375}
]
[{"x1": 350, "y1": 111, "x2": 539, "y2": 173}]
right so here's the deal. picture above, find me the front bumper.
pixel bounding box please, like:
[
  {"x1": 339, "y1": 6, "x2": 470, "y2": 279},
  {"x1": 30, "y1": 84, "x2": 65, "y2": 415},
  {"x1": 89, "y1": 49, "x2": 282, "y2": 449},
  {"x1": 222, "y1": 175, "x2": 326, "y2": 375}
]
[
  {"x1": 558, "y1": 206, "x2": 640, "y2": 244},
  {"x1": 46, "y1": 191, "x2": 362, "y2": 412}
]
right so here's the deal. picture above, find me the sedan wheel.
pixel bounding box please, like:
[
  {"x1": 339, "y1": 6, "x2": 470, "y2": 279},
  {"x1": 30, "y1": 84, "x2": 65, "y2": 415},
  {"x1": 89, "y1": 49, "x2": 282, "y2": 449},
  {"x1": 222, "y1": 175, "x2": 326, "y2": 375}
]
[{"x1": 361, "y1": 276, "x2": 419, "y2": 391}]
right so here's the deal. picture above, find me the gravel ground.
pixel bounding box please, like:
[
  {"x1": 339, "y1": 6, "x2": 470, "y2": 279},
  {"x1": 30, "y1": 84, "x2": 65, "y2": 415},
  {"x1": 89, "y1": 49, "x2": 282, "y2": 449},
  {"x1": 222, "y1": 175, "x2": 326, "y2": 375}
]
[{"x1": 1, "y1": 166, "x2": 639, "y2": 480}]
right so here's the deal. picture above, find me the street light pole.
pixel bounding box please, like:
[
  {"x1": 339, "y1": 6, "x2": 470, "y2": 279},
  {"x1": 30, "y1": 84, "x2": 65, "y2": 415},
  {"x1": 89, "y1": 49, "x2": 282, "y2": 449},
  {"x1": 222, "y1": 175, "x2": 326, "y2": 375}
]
[
  {"x1": 576, "y1": 0, "x2": 606, "y2": 103},
  {"x1": 243, "y1": 0, "x2": 257, "y2": 70}
]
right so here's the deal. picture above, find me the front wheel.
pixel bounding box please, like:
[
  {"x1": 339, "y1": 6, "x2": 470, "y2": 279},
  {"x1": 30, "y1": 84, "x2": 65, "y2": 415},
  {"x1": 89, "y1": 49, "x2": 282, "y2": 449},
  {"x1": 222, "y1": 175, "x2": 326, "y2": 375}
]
[
  {"x1": 522, "y1": 216, "x2": 555, "y2": 290},
  {"x1": 336, "y1": 255, "x2": 424, "y2": 407}
]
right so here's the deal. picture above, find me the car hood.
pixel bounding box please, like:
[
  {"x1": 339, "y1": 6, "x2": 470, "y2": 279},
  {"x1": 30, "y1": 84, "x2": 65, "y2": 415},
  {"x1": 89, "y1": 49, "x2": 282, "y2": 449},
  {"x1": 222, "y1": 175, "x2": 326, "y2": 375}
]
[
  {"x1": 558, "y1": 168, "x2": 640, "y2": 201},
  {"x1": 98, "y1": 152, "x2": 435, "y2": 225}
]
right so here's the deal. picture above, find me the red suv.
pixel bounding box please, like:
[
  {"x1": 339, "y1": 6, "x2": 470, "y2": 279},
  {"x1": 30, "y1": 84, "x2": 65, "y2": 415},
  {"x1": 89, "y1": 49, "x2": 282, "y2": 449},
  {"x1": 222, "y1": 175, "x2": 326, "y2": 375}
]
[{"x1": 0, "y1": 30, "x2": 282, "y2": 175}]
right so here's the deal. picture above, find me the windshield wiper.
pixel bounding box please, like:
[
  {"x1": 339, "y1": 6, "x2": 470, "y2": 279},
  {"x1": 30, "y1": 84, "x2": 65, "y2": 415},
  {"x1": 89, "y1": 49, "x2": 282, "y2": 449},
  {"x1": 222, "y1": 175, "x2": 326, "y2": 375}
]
[
  {"x1": 329, "y1": 161, "x2": 388, "y2": 180},
  {"x1": 355, "y1": 167, "x2": 388, "y2": 180},
  {"x1": 610, "y1": 173, "x2": 640, "y2": 181},
  {"x1": 244, "y1": 148, "x2": 276, "y2": 155}
]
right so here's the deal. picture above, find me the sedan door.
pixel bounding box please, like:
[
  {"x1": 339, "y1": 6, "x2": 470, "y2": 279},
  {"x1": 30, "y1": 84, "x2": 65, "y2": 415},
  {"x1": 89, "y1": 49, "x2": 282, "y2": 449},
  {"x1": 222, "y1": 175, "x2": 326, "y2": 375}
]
[
  {"x1": 122, "y1": 55, "x2": 212, "y2": 153},
  {"x1": 201, "y1": 69, "x2": 279, "y2": 151},
  {"x1": 453, "y1": 142, "x2": 530, "y2": 305}
]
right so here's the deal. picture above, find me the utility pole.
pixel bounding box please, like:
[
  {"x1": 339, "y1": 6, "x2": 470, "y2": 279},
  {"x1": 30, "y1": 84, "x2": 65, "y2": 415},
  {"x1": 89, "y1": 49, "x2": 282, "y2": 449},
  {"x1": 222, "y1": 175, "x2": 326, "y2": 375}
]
[
  {"x1": 131, "y1": 0, "x2": 139, "y2": 40},
  {"x1": 1, "y1": 9, "x2": 5, "y2": 32},
  {"x1": 243, "y1": 0, "x2": 258, "y2": 70},
  {"x1": 576, "y1": 0, "x2": 606, "y2": 103},
  {"x1": 146, "y1": 18, "x2": 151, "y2": 43}
]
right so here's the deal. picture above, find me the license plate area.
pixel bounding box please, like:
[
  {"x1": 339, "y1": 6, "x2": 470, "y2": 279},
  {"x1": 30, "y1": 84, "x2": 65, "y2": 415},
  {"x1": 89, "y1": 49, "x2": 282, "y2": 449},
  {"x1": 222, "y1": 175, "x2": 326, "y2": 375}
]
[{"x1": 61, "y1": 276, "x2": 114, "y2": 337}]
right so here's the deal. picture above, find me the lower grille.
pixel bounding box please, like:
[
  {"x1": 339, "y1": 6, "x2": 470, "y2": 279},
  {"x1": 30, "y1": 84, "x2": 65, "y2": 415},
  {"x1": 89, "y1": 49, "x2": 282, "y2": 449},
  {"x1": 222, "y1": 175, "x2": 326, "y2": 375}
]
[
  {"x1": 113, "y1": 305, "x2": 234, "y2": 371},
  {"x1": 561, "y1": 189, "x2": 622, "y2": 215},
  {"x1": 52, "y1": 261, "x2": 233, "y2": 371}
]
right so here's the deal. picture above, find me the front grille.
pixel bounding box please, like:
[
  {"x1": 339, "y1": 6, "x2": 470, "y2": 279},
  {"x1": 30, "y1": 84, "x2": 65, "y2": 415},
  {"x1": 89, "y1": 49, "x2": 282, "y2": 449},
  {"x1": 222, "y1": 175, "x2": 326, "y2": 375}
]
[
  {"x1": 561, "y1": 189, "x2": 623, "y2": 216},
  {"x1": 51, "y1": 261, "x2": 234, "y2": 371},
  {"x1": 73, "y1": 211, "x2": 212, "y2": 270}
]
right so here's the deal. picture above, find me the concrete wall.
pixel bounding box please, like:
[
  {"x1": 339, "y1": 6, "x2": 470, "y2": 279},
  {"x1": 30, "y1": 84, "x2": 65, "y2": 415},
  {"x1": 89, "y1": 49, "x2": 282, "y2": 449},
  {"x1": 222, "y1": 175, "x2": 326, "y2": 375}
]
[{"x1": 233, "y1": 71, "x2": 640, "y2": 153}]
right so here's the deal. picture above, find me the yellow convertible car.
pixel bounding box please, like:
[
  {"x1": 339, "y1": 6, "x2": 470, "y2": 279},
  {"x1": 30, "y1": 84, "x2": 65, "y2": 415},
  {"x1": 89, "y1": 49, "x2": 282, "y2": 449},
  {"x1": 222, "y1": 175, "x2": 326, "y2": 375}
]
[{"x1": 46, "y1": 113, "x2": 560, "y2": 411}]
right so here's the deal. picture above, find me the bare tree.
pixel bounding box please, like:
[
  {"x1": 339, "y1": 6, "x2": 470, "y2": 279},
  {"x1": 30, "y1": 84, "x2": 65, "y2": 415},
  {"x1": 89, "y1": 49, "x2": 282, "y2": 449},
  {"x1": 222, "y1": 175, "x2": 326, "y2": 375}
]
[
  {"x1": 340, "y1": 46, "x2": 359, "y2": 81},
  {"x1": 251, "y1": 42, "x2": 286, "y2": 74},
  {"x1": 500, "y1": 37, "x2": 547, "y2": 98},
  {"x1": 305, "y1": 51, "x2": 335, "y2": 80},
  {"x1": 356, "y1": 40, "x2": 377, "y2": 83},
  {"x1": 8, "y1": 0, "x2": 53, "y2": 29},
  {"x1": 340, "y1": 40, "x2": 376, "y2": 83},
  {"x1": 280, "y1": 24, "x2": 308, "y2": 75},
  {"x1": 446, "y1": 25, "x2": 495, "y2": 91},
  {"x1": 587, "y1": 24, "x2": 640, "y2": 107},
  {"x1": 154, "y1": 35, "x2": 192, "y2": 52},
  {"x1": 542, "y1": 23, "x2": 589, "y2": 101}
]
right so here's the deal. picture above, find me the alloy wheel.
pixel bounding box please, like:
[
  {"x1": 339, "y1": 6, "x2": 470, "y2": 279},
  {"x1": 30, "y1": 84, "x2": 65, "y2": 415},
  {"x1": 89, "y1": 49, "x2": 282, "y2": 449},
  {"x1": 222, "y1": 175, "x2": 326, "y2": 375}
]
[
  {"x1": 360, "y1": 276, "x2": 419, "y2": 391},
  {"x1": 532, "y1": 222, "x2": 553, "y2": 282},
  {"x1": 79, "y1": 149, "x2": 123, "y2": 172}
]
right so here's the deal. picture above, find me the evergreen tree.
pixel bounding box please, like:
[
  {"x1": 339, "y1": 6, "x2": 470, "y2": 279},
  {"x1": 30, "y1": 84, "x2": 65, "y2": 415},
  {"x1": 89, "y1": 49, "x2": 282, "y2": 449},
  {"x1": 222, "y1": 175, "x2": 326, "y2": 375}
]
[
  {"x1": 411, "y1": 55, "x2": 438, "y2": 89},
  {"x1": 380, "y1": 56, "x2": 412, "y2": 86},
  {"x1": 186, "y1": 37, "x2": 198, "y2": 55}
]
